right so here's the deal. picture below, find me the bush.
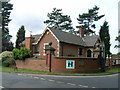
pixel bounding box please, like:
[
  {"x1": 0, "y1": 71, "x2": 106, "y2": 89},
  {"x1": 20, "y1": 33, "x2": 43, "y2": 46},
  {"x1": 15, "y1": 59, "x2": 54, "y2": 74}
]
[
  {"x1": 13, "y1": 48, "x2": 31, "y2": 60},
  {"x1": 0, "y1": 51, "x2": 15, "y2": 67},
  {"x1": 12, "y1": 49, "x2": 20, "y2": 60}
]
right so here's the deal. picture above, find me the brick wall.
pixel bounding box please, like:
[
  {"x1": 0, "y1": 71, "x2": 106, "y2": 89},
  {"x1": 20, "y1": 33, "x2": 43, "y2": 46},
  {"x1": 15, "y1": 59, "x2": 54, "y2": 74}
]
[
  {"x1": 16, "y1": 58, "x2": 49, "y2": 72},
  {"x1": 51, "y1": 57, "x2": 100, "y2": 73},
  {"x1": 16, "y1": 56, "x2": 100, "y2": 73},
  {"x1": 60, "y1": 42, "x2": 86, "y2": 57}
]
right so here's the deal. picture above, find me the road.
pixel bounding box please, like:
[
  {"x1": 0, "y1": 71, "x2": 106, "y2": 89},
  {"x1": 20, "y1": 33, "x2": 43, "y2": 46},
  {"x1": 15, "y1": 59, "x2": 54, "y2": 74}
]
[{"x1": 1, "y1": 72, "x2": 119, "y2": 89}]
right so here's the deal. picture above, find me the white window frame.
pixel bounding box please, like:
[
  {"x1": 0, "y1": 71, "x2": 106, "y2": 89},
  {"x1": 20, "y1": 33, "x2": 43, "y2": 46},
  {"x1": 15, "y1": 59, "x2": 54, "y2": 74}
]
[{"x1": 43, "y1": 43, "x2": 49, "y2": 56}]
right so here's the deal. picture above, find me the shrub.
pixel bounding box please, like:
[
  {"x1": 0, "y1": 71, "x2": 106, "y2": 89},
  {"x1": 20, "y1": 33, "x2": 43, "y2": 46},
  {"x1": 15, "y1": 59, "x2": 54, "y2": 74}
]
[
  {"x1": 0, "y1": 51, "x2": 15, "y2": 67},
  {"x1": 13, "y1": 48, "x2": 31, "y2": 60},
  {"x1": 12, "y1": 49, "x2": 20, "y2": 60}
]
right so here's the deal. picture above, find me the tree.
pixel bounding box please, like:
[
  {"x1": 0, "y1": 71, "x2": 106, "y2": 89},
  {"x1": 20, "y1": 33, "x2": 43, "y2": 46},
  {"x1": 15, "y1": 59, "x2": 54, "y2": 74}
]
[
  {"x1": 115, "y1": 30, "x2": 120, "y2": 48},
  {"x1": 1, "y1": 1, "x2": 14, "y2": 51},
  {"x1": 0, "y1": 51, "x2": 15, "y2": 67},
  {"x1": 15, "y1": 25, "x2": 25, "y2": 49},
  {"x1": 76, "y1": 5, "x2": 105, "y2": 36},
  {"x1": 44, "y1": 8, "x2": 75, "y2": 34},
  {"x1": 99, "y1": 21, "x2": 111, "y2": 58}
]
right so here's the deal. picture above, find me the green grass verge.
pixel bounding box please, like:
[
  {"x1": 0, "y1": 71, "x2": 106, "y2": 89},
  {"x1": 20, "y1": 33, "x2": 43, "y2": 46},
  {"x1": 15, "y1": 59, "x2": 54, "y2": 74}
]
[{"x1": 0, "y1": 66, "x2": 120, "y2": 76}]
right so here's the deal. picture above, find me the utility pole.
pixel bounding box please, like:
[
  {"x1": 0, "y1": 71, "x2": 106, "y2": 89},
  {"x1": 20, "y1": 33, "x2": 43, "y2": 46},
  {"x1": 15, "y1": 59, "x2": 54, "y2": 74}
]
[
  {"x1": 0, "y1": 1, "x2": 2, "y2": 53},
  {"x1": 118, "y1": 1, "x2": 120, "y2": 53}
]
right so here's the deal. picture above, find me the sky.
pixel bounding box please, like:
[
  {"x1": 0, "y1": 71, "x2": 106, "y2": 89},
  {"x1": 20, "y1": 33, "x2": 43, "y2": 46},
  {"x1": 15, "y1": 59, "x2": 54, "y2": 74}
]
[{"x1": 8, "y1": 0, "x2": 119, "y2": 54}]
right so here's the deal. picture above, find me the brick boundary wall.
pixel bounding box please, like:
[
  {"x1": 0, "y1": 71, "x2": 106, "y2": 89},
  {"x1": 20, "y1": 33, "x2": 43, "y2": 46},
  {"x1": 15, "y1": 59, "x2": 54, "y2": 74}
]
[
  {"x1": 16, "y1": 58, "x2": 49, "y2": 72},
  {"x1": 16, "y1": 56, "x2": 100, "y2": 73},
  {"x1": 51, "y1": 57, "x2": 100, "y2": 73}
]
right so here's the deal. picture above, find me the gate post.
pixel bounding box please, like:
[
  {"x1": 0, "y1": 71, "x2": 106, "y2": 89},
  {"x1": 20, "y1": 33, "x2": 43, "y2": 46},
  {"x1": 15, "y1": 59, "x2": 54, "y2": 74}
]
[{"x1": 45, "y1": 42, "x2": 56, "y2": 72}]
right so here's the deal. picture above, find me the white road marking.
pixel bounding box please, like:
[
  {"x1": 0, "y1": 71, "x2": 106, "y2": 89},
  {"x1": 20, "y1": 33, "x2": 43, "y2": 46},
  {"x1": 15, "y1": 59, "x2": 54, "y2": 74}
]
[
  {"x1": 48, "y1": 79, "x2": 55, "y2": 82},
  {"x1": 57, "y1": 81, "x2": 64, "y2": 83},
  {"x1": 92, "y1": 87, "x2": 96, "y2": 88},
  {"x1": 78, "y1": 84, "x2": 88, "y2": 88},
  {"x1": 34, "y1": 77, "x2": 39, "y2": 79},
  {"x1": 67, "y1": 83, "x2": 76, "y2": 86},
  {"x1": 40, "y1": 78, "x2": 46, "y2": 80},
  {"x1": 79, "y1": 85, "x2": 83, "y2": 87},
  {"x1": 82, "y1": 86, "x2": 88, "y2": 88}
]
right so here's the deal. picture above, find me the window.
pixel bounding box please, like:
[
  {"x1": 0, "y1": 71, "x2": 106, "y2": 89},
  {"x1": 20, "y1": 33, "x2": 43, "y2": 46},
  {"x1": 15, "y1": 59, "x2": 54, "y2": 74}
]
[
  {"x1": 113, "y1": 59, "x2": 120, "y2": 65},
  {"x1": 87, "y1": 49, "x2": 91, "y2": 57},
  {"x1": 34, "y1": 46, "x2": 39, "y2": 54},
  {"x1": 43, "y1": 43, "x2": 49, "y2": 55},
  {"x1": 78, "y1": 48, "x2": 82, "y2": 56}
]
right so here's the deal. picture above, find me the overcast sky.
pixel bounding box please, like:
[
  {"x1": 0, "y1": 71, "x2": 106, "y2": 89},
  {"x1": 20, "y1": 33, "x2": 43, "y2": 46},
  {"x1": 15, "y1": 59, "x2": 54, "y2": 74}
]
[{"x1": 8, "y1": 0, "x2": 119, "y2": 54}]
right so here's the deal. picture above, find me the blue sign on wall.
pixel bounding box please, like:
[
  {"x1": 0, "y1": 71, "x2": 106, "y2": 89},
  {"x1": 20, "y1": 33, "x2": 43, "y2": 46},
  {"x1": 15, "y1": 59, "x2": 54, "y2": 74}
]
[{"x1": 66, "y1": 60, "x2": 75, "y2": 69}]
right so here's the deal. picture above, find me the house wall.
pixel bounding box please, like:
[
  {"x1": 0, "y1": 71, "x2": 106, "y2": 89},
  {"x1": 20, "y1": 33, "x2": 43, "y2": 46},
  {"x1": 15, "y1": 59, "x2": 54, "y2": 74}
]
[
  {"x1": 60, "y1": 42, "x2": 86, "y2": 57},
  {"x1": 38, "y1": 30, "x2": 59, "y2": 58},
  {"x1": 25, "y1": 37, "x2": 32, "y2": 50},
  {"x1": 25, "y1": 36, "x2": 34, "y2": 54},
  {"x1": 25, "y1": 29, "x2": 99, "y2": 58}
]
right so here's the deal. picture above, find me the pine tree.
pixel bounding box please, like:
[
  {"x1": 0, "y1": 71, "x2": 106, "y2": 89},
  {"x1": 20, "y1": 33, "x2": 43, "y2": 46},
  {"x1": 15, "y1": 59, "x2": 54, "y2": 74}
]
[
  {"x1": 1, "y1": 1, "x2": 14, "y2": 51},
  {"x1": 77, "y1": 5, "x2": 104, "y2": 36},
  {"x1": 99, "y1": 21, "x2": 111, "y2": 57},
  {"x1": 44, "y1": 8, "x2": 75, "y2": 34},
  {"x1": 15, "y1": 25, "x2": 25, "y2": 49}
]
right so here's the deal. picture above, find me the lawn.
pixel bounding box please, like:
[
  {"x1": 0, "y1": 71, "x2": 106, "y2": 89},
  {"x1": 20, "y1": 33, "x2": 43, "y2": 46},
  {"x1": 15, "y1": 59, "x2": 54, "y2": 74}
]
[{"x1": 0, "y1": 66, "x2": 120, "y2": 76}]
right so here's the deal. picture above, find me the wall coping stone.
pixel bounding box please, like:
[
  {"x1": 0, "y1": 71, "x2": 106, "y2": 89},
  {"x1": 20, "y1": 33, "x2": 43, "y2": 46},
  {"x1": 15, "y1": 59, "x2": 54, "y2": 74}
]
[{"x1": 54, "y1": 56, "x2": 97, "y2": 60}]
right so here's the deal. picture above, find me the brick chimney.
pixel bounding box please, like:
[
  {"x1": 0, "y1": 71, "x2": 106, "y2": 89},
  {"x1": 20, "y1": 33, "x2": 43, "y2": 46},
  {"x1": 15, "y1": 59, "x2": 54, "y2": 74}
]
[
  {"x1": 79, "y1": 26, "x2": 84, "y2": 37},
  {"x1": 25, "y1": 34, "x2": 33, "y2": 50}
]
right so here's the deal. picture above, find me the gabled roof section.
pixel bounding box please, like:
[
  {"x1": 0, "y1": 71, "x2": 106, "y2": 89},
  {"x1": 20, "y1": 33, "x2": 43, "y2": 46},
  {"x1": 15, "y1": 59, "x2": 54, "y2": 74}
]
[
  {"x1": 32, "y1": 34, "x2": 41, "y2": 43},
  {"x1": 22, "y1": 27, "x2": 99, "y2": 47},
  {"x1": 49, "y1": 27, "x2": 85, "y2": 46},
  {"x1": 21, "y1": 34, "x2": 41, "y2": 45},
  {"x1": 83, "y1": 35, "x2": 99, "y2": 47}
]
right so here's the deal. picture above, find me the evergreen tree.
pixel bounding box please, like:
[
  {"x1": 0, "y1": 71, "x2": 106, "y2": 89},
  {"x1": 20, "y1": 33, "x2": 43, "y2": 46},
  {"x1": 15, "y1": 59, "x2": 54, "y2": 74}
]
[
  {"x1": 77, "y1": 5, "x2": 104, "y2": 36},
  {"x1": 99, "y1": 21, "x2": 111, "y2": 58},
  {"x1": 15, "y1": 25, "x2": 25, "y2": 49},
  {"x1": 1, "y1": 1, "x2": 14, "y2": 51},
  {"x1": 44, "y1": 8, "x2": 75, "y2": 34},
  {"x1": 115, "y1": 30, "x2": 120, "y2": 48}
]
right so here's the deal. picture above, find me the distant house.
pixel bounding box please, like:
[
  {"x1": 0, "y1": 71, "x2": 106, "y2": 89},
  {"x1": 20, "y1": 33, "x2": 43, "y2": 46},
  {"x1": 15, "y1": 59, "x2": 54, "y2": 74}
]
[{"x1": 21, "y1": 27, "x2": 101, "y2": 58}]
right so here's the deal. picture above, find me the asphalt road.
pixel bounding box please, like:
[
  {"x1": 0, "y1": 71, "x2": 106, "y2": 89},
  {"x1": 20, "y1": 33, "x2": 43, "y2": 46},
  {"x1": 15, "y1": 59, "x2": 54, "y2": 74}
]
[{"x1": 1, "y1": 72, "x2": 119, "y2": 89}]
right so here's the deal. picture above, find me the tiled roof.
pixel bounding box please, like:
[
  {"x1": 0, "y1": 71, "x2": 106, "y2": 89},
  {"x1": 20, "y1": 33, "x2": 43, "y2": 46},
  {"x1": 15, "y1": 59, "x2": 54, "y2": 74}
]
[
  {"x1": 83, "y1": 35, "x2": 99, "y2": 47},
  {"x1": 49, "y1": 28, "x2": 85, "y2": 46},
  {"x1": 32, "y1": 34, "x2": 41, "y2": 43},
  {"x1": 21, "y1": 34, "x2": 41, "y2": 45},
  {"x1": 21, "y1": 27, "x2": 99, "y2": 47}
]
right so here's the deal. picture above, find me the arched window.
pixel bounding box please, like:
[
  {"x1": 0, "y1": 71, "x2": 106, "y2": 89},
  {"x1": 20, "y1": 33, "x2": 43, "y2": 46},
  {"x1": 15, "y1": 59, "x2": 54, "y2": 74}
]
[{"x1": 87, "y1": 49, "x2": 92, "y2": 57}]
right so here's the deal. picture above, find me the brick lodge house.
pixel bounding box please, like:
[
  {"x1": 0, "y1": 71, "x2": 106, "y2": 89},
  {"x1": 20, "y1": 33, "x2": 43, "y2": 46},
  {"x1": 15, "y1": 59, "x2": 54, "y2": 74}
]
[{"x1": 21, "y1": 27, "x2": 101, "y2": 58}]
